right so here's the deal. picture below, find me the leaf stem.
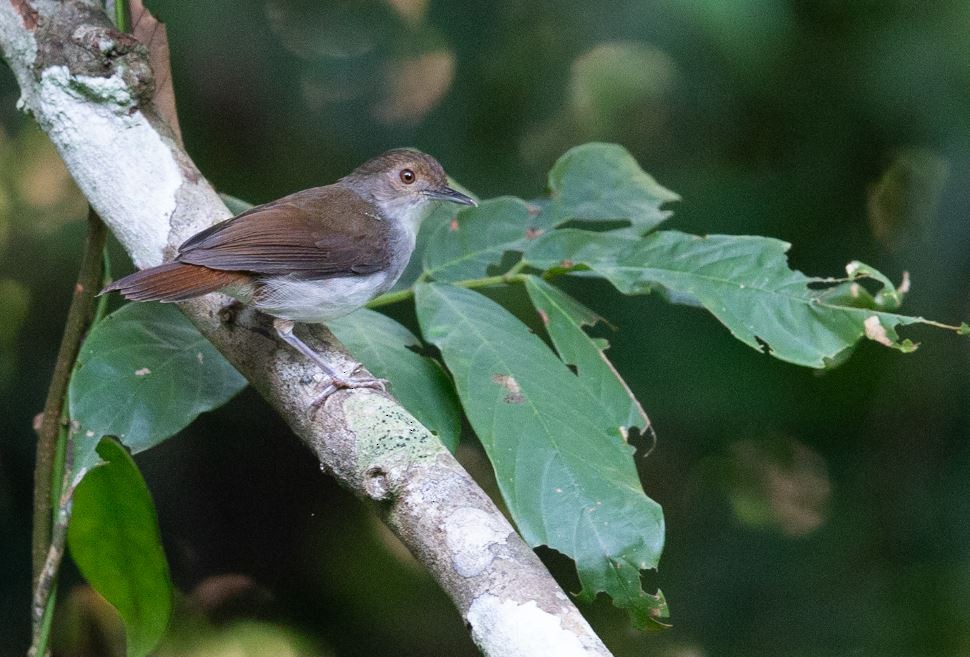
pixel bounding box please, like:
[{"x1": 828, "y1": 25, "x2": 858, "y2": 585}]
[
  {"x1": 504, "y1": 259, "x2": 528, "y2": 278},
  {"x1": 31, "y1": 209, "x2": 106, "y2": 620},
  {"x1": 368, "y1": 262, "x2": 531, "y2": 309},
  {"x1": 367, "y1": 287, "x2": 414, "y2": 309},
  {"x1": 29, "y1": 590, "x2": 56, "y2": 657},
  {"x1": 457, "y1": 272, "x2": 530, "y2": 291},
  {"x1": 113, "y1": 0, "x2": 130, "y2": 31},
  {"x1": 93, "y1": 247, "x2": 112, "y2": 325},
  {"x1": 30, "y1": 469, "x2": 74, "y2": 657}
]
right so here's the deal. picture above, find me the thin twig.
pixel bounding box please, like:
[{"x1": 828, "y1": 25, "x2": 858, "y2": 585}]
[
  {"x1": 31, "y1": 209, "x2": 106, "y2": 585},
  {"x1": 29, "y1": 443, "x2": 76, "y2": 657},
  {"x1": 367, "y1": 264, "x2": 532, "y2": 309}
]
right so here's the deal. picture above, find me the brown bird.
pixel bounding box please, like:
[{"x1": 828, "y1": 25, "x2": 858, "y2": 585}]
[{"x1": 102, "y1": 149, "x2": 476, "y2": 399}]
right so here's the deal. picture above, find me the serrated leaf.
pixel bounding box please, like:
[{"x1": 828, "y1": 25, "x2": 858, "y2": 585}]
[
  {"x1": 68, "y1": 438, "x2": 173, "y2": 657},
  {"x1": 422, "y1": 197, "x2": 543, "y2": 281},
  {"x1": 415, "y1": 283, "x2": 666, "y2": 627},
  {"x1": 524, "y1": 276, "x2": 649, "y2": 436},
  {"x1": 327, "y1": 308, "x2": 462, "y2": 451},
  {"x1": 69, "y1": 303, "x2": 247, "y2": 480},
  {"x1": 526, "y1": 229, "x2": 965, "y2": 368},
  {"x1": 420, "y1": 144, "x2": 677, "y2": 284},
  {"x1": 542, "y1": 142, "x2": 679, "y2": 233}
]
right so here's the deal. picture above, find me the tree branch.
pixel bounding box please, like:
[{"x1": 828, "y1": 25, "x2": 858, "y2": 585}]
[{"x1": 2, "y1": 2, "x2": 615, "y2": 655}]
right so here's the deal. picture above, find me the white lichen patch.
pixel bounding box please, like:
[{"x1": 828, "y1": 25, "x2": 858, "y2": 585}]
[
  {"x1": 65, "y1": 62, "x2": 139, "y2": 106},
  {"x1": 33, "y1": 65, "x2": 179, "y2": 268},
  {"x1": 443, "y1": 507, "x2": 510, "y2": 577},
  {"x1": 343, "y1": 393, "x2": 447, "y2": 482},
  {"x1": 466, "y1": 596, "x2": 597, "y2": 657}
]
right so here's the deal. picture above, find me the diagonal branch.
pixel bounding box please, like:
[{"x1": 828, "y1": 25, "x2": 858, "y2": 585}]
[{"x1": 1, "y1": 2, "x2": 615, "y2": 655}]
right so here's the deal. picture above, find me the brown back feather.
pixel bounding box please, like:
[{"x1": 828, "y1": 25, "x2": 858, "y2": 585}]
[{"x1": 175, "y1": 185, "x2": 391, "y2": 278}]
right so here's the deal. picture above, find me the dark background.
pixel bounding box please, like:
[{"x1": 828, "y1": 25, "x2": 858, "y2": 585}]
[{"x1": 2, "y1": 1, "x2": 969, "y2": 655}]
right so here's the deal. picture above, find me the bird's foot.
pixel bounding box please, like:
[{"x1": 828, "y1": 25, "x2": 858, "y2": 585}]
[
  {"x1": 310, "y1": 373, "x2": 389, "y2": 408},
  {"x1": 272, "y1": 317, "x2": 389, "y2": 409}
]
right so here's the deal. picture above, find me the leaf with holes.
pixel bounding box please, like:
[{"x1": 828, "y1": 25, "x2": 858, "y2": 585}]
[
  {"x1": 416, "y1": 282, "x2": 667, "y2": 628},
  {"x1": 524, "y1": 276, "x2": 649, "y2": 437},
  {"x1": 541, "y1": 142, "x2": 679, "y2": 233},
  {"x1": 419, "y1": 145, "x2": 677, "y2": 283},
  {"x1": 69, "y1": 302, "x2": 246, "y2": 481},
  {"x1": 68, "y1": 438, "x2": 173, "y2": 657},
  {"x1": 327, "y1": 308, "x2": 462, "y2": 451},
  {"x1": 422, "y1": 197, "x2": 545, "y2": 281},
  {"x1": 525, "y1": 229, "x2": 966, "y2": 368}
]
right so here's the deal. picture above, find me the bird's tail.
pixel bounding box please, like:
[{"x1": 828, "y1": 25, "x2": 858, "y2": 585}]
[{"x1": 100, "y1": 262, "x2": 249, "y2": 302}]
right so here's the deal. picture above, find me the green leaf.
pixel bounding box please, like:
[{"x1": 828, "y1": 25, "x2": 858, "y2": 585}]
[
  {"x1": 68, "y1": 438, "x2": 173, "y2": 657},
  {"x1": 415, "y1": 283, "x2": 667, "y2": 628},
  {"x1": 524, "y1": 276, "x2": 649, "y2": 436},
  {"x1": 526, "y1": 229, "x2": 965, "y2": 368},
  {"x1": 400, "y1": 178, "x2": 480, "y2": 288},
  {"x1": 418, "y1": 145, "x2": 677, "y2": 283},
  {"x1": 543, "y1": 143, "x2": 679, "y2": 233},
  {"x1": 815, "y1": 260, "x2": 906, "y2": 311},
  {"x1": 422, "y1": 197, "x2": 542, "y2": 281},
  {"x1": 327, "y1": 308, "x2": 462, "y2": 451},
  {"x1": 219, "y1": 192, "x2": 254, "y2": 216},
  {"x1": 69, "y1": 303, "x2": 247, "y2": 480}
]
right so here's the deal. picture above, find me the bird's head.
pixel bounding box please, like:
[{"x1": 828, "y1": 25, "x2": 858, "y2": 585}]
[{"x1": 343, "y1": 149, "x2": 476, "y2": 227}]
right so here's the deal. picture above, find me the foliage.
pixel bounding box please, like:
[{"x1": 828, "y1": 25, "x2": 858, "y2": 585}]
[
  {"x1": 524, "y1": 230, "x2": 956, "y2": 367},
  {"x1": 68, "y1": 302, "x2": 246, "y2": 482},
  {"x1": 67, "y1": 438, "x2": 172, "y2": 657},
  {"x1": 61, "y1": 142, "x2": 965, "y2": 641},
  {"x1": 416, "y1": 282, "x2": 666, "y2": 626}
]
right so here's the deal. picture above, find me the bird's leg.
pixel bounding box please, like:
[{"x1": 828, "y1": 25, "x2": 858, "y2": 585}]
[{"x1": 273, "y1": 318, "x2": 387, "y2": 405}]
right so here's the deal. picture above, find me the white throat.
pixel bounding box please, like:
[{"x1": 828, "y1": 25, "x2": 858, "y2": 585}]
[{"x1": 376, "y1": 195, "x2": 435, "y2": 235}]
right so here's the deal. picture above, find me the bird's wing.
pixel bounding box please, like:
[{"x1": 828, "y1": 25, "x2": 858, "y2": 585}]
[{"x1": 177, "y1": 185, "x2": 391, "y2": 278}]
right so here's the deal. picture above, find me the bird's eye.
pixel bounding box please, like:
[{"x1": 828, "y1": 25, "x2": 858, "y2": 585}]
[{"x1": 400, "y1": 168, "x2": 416, "y2": 184}]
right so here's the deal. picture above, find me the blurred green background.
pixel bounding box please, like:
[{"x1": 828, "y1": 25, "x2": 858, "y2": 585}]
[{"x1": 2, "y1": 1, "x2": 969, "y2": 655}]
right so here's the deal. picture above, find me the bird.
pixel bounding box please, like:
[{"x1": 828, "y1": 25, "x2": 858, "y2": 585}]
[{"x1": 102, "y1": 148, "x2": 476, "y2": 400}]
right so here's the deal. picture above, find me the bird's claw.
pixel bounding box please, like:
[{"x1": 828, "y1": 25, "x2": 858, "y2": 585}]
[{"x1": 309, "y1": 374, "x2": 390, "y2": 408}]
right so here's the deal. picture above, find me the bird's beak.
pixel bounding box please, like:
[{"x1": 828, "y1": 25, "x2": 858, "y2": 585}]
[{"x1": 426, "y1": 186, "x2": 478, "y2": 207}]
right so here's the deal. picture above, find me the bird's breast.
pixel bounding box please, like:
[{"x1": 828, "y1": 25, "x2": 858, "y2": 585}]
[{"x1": 249, "y1": 272, "x2": 393, "y2": 323}]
